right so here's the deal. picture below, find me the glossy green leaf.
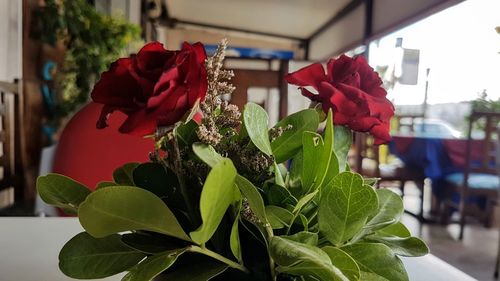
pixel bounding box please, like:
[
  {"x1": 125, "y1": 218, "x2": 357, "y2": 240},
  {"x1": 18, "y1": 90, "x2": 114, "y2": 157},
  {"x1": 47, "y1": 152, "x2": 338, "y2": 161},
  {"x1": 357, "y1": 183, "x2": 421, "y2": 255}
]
[
  {"x1": 270, "y1": 237, "x2": 349, "y2": 281},
  {"x1": 121, "y1": 233, "x2": 186, "y2": 254},
  {"x1": 266, "y1": 205, "x2": 293, "y2": 229},
  {"x1": 319, "y1": 172, "x2": 378, "y2": 245},
  {"x1": 236, "y1": 175, "x2": 268, "y2": 223},
  {"x1": 190, "y1": 159, "x2": 238, "y2": 244},
  {"x1": 176, "y1": 120, "x2": 199, "y2": 147},
  {"x1": 37, "y1": 173, "x2": 91, "y2": 213},
  {"x1": 364, "y1": 177, "x2": 380, "y2": 187},
  {"x1": 376, "y1": 222, "x2": 411, "y2": 238},
  {"x1": 133, "y1": 163, "x2": 175, "y2": 198},
  {"x1": 316, "y1": 109, "x2": 337, "y2": 188},
  {"x1": 113, "y1": 162, "x2": 140, "y2": 185},
  {"x1": 322, "y1": 246, "x2": 360, "y2": 281},
  {"x1": 333, "y1": 126, "x2": 352, "y2": 173},
  {"x1": 230, "y1": 216, "x2": 242, "y2": 262},
  {"x1": 158, "y1": 260, "x2": 227, "y2": 281},
  {"x1": 265, "y1": 183, "x2": 298, "y2": 207},
  {"x1": 243, "y1": 102, "x2": 273, "y2": 156},
  {"x1": 301, "y1": 132, "x2": 324, "y2": 192},
  {"x1": 59, "y1": 232, "x2": 145, "y2": 279},
  {"x1": 293, "y1": 190, "x2": 318, "y2": 214},
  {"x1": 274, "y1": 162, "x2": 286, "y2": 187},
  {"x1": 282, "y1": 231, "x2": 318, "y2": 246},
  {"x1": 122, "y1": 249, "x2": 186, "y2": 281},
  {"x1": 342, "y1": 243, "x2": 408, "y2": 281},
  {"x1": 355, "y1": 189, "x2": 404, "y2": 240},
  {"x1": 192, "y1": 143, "x2": 224, "y2": 168},
  {"x1": 367, "y1": 189, "x2": 404, "y2": 229},
  {"x1": 79, "y1": 186, "x2": 190, "y2": 241},
  {"x1": 288, "y1": 151, "x2": 303, "y2": 191},
  {"x1": 95, "y1": 181, "x2": 118, "y2": 190},
  {"x1": 271, "y1": 109, "x2": 319, "y2": 163},
  {"x1": 367, "y1": 236, "x2": 429, "y2": 257}
]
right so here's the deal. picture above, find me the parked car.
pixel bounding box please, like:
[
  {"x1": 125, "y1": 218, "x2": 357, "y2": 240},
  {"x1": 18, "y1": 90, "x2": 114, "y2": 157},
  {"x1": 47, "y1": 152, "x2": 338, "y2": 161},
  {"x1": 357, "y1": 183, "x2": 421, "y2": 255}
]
[{"x1": 399, "y1": 118, "x2": 462, "y2": 138}]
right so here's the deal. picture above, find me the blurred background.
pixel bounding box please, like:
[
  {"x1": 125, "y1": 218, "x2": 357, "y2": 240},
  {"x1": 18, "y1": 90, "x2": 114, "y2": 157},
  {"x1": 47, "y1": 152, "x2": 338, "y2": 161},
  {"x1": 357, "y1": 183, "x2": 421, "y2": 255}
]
[{"x1": 1, "y1": 0, "x2": 500, "y2": 279}]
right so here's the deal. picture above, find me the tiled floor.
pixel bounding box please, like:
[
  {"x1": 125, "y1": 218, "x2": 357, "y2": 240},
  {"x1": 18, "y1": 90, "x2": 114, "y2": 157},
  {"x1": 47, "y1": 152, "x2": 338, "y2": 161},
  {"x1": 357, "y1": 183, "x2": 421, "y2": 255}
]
[{"x1": 402, "y1": 184, "x2": 499, "y2": 281}]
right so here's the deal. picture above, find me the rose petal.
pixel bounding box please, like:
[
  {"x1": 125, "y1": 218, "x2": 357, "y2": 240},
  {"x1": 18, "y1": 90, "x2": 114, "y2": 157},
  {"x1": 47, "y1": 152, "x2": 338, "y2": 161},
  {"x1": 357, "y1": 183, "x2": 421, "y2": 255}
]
[
  {"x1": 91, "y1": 58, "x2": 142, "y2": 109},
  {"x1": 327, "y1": 55, "x2": 358, "y2": 84},
  {"x1": 285, "y1": 63, "x2": 326, "y2": 90}
]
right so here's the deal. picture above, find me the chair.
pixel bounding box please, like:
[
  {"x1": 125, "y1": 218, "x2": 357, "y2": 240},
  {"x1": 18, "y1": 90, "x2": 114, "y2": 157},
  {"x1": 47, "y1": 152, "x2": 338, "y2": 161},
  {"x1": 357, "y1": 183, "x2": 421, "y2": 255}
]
[
  {"x1": 0, "y1": 80, "x2": 26, "y2": 209},
  {"x1": 441, "y1": 110, "x2": 500, "y2": 240},
  {"x1": 393, "y1": 113, "x2": 425, "y2": 135},
  {"x1": 354, "y1": 132, "x2": 427, "y2": 221},
  {"x1": 493, "y1": 126, "x2": 500, "y2": 278}
]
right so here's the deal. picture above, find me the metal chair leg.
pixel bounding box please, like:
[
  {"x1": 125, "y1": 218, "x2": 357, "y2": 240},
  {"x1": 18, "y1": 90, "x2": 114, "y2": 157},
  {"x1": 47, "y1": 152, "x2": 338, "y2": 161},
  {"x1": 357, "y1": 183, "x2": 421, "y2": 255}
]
[
  {"x1": 458, "y1": 199, "x2": 466, "y2": 240},
  {"x1": 418, "y1": 181, "x2": 425, "y2": 222}
]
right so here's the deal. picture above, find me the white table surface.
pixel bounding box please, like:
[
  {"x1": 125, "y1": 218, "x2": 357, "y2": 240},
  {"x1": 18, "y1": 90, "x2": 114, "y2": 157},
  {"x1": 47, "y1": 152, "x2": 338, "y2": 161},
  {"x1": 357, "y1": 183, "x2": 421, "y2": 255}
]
[{"x1": 0, "y1": 217, "x2": 477, "y2": 281}]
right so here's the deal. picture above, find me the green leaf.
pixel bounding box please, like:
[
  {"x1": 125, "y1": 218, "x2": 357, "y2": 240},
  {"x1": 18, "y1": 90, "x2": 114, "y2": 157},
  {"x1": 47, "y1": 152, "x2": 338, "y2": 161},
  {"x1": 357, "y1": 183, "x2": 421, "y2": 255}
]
[
  {"x1": 59, "y1": 232, "x2": 145, "y2": 279},
  {"x1": 271, "y1": 109, "x2": 319, "y2": 163},
  {"x1": 158, "y1": 260, "x2": 227, "y2": 281},
  {"x1": 190, "y1": 159, "x2": 238, "y2": 244},
  {"x1": 301, "y1": 132, "x2": 324, "y2": 192},
  {"x1": 121, "y1": 233, "x2": 186, "y2": 254},
  {"x1": 274, "y1": 162, "x2": 286, "y2": 187},
  {"x1": 366, "y1": 236, "x2": 429, "y2": 257},
  {"x1": 122, "y1": 249, "x2": 186, "y2": 281},
  {"x1": 367, "y1": 189, "x2": 404, "y2": 230},
  {"x1": 133, "y1": 163, "x2": 175, "y2": 198},
  {"x1": 176, "y1": 119, "x2": 199, "y2": 147},
  {"x1": 363, "y1": 177, "x2": 380, "y2": 187},
  {"x1": 288, "y1": 151, "x2": 303, "y2": 191},
  {"x1": 230, "y1": 216, "x2": 242, "y2": 262},
  {"x1": 293, "y1": 190, "x2": 318, "y2": 214},
  {"x1": 322, "y1": 246, "x2": 360, "y2": 281},
  {"x1": 354, "y1": 189, "x2": 404, "y2": 240},
  {"x1": 192, "y1": 143, "x2": 224, "y2": 168},
  {"x1": 113, "y1": 162, "x2": 140, "y2": 185},
  {"x1": 266, "y1": 205, "x2": 293, "y2": 229},
  {"x1": 270, "y1": 237, "x2": 349, "y2": 281},
  {"x1": 37, "y1": 173, "x2": 91, "y2": 213},
  {"x1": 282, "y1": 231, "x2": 318, "y2": 246},
  {"x1": 236, "y1": 175, "x2": 268, "y2": 223},
  {"x1": 342, "y1": 243, "x2": 408, "y2": 281},
  {"x1": 318, "y1": 172, "x2": 378, "y2": 246},
  {"x1": 333, "y1": 126, "x2": 352, "y2": 173},
  {"x1": 243, "y1": 102, "x2": 273, "y2": 156},
  {"x1": 316, "y1": 109, "x2": 337, "y2": 188},
  {"x1": 265, "y1": 183, "x2": 298, "y2": 207},
  {"x1": 376, "y1": 222, "x2": 411, "y2": 238},
  {"x1": 79, "y1": 186, "x2": 190, "y2": 241},
  {"x1": 95, "y1": 181, "x2": 119, "y2": 190}
]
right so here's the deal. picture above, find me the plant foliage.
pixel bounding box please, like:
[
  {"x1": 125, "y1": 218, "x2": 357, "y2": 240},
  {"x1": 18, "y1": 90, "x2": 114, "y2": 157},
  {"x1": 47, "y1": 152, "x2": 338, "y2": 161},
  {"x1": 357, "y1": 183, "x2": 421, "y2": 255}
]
[{"x1": 37, "y1": 42, "x2": 428, "y2": 281}]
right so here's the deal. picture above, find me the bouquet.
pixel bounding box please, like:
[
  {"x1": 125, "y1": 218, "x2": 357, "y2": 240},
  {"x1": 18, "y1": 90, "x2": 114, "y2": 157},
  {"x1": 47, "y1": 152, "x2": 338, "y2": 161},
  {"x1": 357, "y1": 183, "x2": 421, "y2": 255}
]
[{"x1": 37, "y1": 40, "x2": 428, "y2": 281}]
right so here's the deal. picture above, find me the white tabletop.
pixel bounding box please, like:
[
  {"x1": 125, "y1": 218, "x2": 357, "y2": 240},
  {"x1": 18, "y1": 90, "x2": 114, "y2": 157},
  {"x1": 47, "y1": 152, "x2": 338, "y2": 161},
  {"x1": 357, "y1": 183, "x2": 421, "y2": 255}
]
[{"x1": 0, "y1": 217, "x2": 477, "y2": 281}]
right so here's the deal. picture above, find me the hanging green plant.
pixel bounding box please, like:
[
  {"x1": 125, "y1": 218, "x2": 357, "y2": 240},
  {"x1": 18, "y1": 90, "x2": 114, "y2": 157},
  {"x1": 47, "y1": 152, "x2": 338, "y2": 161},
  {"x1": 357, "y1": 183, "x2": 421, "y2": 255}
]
[{"x1": 30, "y1": 0, "x2": 141, "y2": 124}]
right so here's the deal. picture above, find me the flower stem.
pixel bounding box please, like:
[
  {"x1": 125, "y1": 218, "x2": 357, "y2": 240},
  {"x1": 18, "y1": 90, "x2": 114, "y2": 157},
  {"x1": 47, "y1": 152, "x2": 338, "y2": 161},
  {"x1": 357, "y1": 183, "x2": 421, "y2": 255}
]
[
  {"x1": 169, "y1": 133, "x2": 199, "y2": 227},
  {"x1": 188, "y1": 245, "x2": 249, "y2": 273},
  {"x1": 265, "y1": 224, "x2": 277, "y2": 281}
]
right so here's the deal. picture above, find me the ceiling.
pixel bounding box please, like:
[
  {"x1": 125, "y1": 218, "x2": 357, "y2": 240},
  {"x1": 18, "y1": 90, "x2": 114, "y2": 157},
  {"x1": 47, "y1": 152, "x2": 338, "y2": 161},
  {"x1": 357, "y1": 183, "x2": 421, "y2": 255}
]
[
  {"x1": 165, "y1": 0, "x2": 352, "y2": 39},
  {"x1": 162, "y1": 0, "x2": 463, "y2": 59}
]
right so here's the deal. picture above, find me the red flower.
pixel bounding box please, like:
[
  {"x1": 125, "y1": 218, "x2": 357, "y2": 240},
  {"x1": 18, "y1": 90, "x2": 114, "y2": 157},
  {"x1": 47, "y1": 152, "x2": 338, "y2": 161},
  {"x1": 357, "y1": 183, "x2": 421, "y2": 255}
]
[
  {"x1": 285, "y1": 55, "x2": 394, "y2": 144},
  {"x1": 91, "y1": 41, "x2": 208, "y2": 136}
]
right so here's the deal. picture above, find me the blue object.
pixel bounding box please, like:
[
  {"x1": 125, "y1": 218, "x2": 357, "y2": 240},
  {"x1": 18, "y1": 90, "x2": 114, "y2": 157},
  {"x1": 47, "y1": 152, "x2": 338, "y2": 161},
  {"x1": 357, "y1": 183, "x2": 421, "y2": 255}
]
[
  {"x1": 445, "y1": 173, "x2": 500, "y2": 190},
  {"x1": 388, "y1": 137, "x2": 460, "y2": 199},
  {"x1": 203, "y1": 44, "x2": 294, "y2": 59}
]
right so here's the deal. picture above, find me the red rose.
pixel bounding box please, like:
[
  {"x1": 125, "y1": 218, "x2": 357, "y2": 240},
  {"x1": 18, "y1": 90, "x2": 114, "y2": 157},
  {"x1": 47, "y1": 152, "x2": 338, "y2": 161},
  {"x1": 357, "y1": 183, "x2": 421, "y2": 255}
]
[
  {"x1": 91, "y1": 41, "x2": 208, "y2": 136},
  {"x1": 285, "y1": 55, "x2": 394, "y2": 144}
]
